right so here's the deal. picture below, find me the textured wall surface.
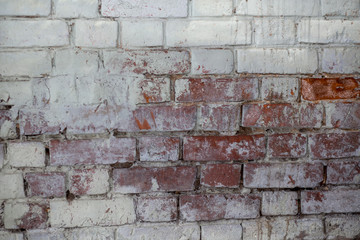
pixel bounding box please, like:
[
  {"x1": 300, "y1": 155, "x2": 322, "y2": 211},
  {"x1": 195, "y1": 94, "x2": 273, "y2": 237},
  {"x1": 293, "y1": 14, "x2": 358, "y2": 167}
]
[{"x1": 0, "y1": 0, "x2": 360, "y2": 239}]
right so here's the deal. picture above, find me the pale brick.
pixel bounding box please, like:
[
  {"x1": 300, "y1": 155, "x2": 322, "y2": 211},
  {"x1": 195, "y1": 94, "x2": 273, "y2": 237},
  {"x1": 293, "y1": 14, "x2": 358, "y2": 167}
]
[
  {"x1": 7, "y1": 142, "x2": 45, "y2": 167},
  {"x1": 65, "y1": 227, "x2": 115, "y2": 240},
  {"x1": 191, "y1": 49, "x2": 233, "y2": 74},
  {"x1": 102, "y1": 0, "x2": 188, "y2": 17},
  {"x1": 0, "y1": 174, "x2": 24, "y2": 199},
  {"x1": 236, "y1": 0, "x2": 321, "y2": 16},
  {"x1": 122, "y1": 21, "x2": 163, "y2": 47},
  {"x1": 0, "y1": 81, "x2": 32, "y2": 106},
  {"x1": 166, "y1": 19, "x2": 251, "y2": 47},
  {"x1": 237, "y1": 48, "x2": 318, "y2": 74},
  {"x1": 325, "y1": 102, "x2": 360, "y2": 129},
  {"x1": 322, "y1": 48, "x2": 360, "y2": 74},
  {"x1": 49, "y1": 198, "x2": 135, "y2": 227},
  {"x1": 73, "y1": 20, "x2": 117, "y2": 48},
  {"x1": 139, "y1": 137, "x2": 179, "y2": 162},
  {"x1": 54, "y1": 49, "x2": 98, "y2": 76},
  {"x1": 261, "y1": 78, "x2": 298, "y2": 101},
  {"x1": 201, "y1": 223, "x2": 242, "y2": 240},
  {"x1": 0, "y1": 143, "x2": 4, "y2": 168},
  {"x1": 0, "y1": 20, "x2": 68, "y2": 47},
  {"x1": 322, "y1": 0, "x2": 360, "y2": 16},
  {"x1": 326, "y1": 215, "x2": 360, "y2": 240},
  {"x1": 26, "y1": 229, "x2": 65, "y2": 240},
  {"x1": 192, "y1": 0, "x2": 233, "y2": 16},
  {"x1": 0, "y1": 231, "x2": 23, "y2": 240},
  {"x1": 0, "y1": 51, "x2": 51, "y2": 77},
  {"x1": 54, "y1": 0, "x2": 98, "y2": 18},
  {"x1": 69, "y1": 169, "x2": 110, "y2": 195},
  {"x1": 262, "y1": 191, "x2": 298, "y2": 216},
  {"x1": 136, "y1": 196, "x2": 177, "y2": 222},
  {"x1": 299, "y1": 19, "x2": 360, "y2": 43},
  {"x1": 0, "y1": 109, "x2": 17, "y2": 139},
  {"x1": 254, "y1": 18, "x2": 296, "y2": 45},
  {"x1": 25, "y1": 173, "x2": 66, "y2": 198},
  {"x1": 0, "y1": 0, "x2": 50, "y2": 16},
  {"x1": 116, "y1": 223, "x2": 200, "y2": 240}
]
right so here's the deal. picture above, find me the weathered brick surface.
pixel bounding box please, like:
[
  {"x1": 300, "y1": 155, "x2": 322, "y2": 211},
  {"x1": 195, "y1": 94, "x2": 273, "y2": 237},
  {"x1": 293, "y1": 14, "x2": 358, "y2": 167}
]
[
  {"x1": 53, "y1": 0, "x2": 98, "y2": 18},
  {"x1": 325, "y1": 102, "x2": 360, "y2": 129},
  {"x1": 136, "y1": 196, "x2": 177, "y2": 222},
  {"x1": 261, "y1": 191, "x2": 298, "y2": 216},
  {"x1": 322, "y1": 0, "x2": 360, "y2": 16},
  {"x1": 322, "y1": 47, "x2": 360, "y2": 74},
  {"x1": 327, "y1": 161, "x2": 360, "y2": 185},
  {"x1": 254, "y1": 18, "x2": 296, "y2": 45},
  {"x1": 139, "y1": 137, "x2": 179, "y2": 161},
  {"x1": 191, "y1": 49, "x2": 233, "y2": 74},
  {"x1": 7, "y1": 142, "x2": 45, "y2": 167},
  {"x1": 325, "y1": 215, "x2": 360, "y2": 240},
  {"x1": 0, "y1": 0, "x2": 51, "y2": 16},
  {"x1": 192, "y1": 0, "x2": 233, "y2": 16},
  {"x1": 268, "y1": 133, "x2": 307, "y2": 158},
  {"x1": 69, "y1": 169, "x2": 110, "y2": 195},
  {"x1": 201, "y1": 223, "x2": 242, "y2": 240},
  {"x1": 25, "y1": 173, "x2": 65, "y2": 198},
  {"x1": 0, "y1": 174, "x2": 25, "y2": 199},
  {"x1": 261, "y1": 77, "x2": 299, "y2": 101},
  {"x1": 201, "y1": 164, "x2": 241, "y2": 188},
  {"x1": 122, "y1": 21, "x2": 163, "y2": 47},
  {"x1": 26, "y1": 229, "x2": 65, "y2": 240},
  {"x1": 54, "y1": 49, "x2": 98, "y2": 76}
]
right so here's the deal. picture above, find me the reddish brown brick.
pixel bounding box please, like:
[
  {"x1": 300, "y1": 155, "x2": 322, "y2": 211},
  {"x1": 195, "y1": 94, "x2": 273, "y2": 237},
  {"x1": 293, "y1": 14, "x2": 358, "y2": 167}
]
[
  {"x1": 175, "y1": 78, "x2": 259, "y2": 102},
  {"x1": 25, "y1": 173, "x2": 65, "y2": 198},
  {"x1": 327, "y1": 161, "x2": 360, "y2": 185},
  {"x1": 139, "y1": 137, "x2": 179, "y2": 161},
  {"x1": 50, "y1": 137, "x2": 136, "y2": 166},
  {"x1": 183, "y1": 135, "x2": 266, "y2": 161},
  {"x1": 268, "y1": 133, "x2": 307, "y2": 158},
  {"x1": 113, "y1": 166, "x2": 196, "y2": 193},
  {"x1": 244, "y1": 163, "x2": 323, "y2": 188},
  {"x1": 309, "y1": 132, "x2": 360, "y2": 159},
  {"x1": 201, "y1": 164, "x2": 241, "y2": 188},
  {"x1": 302, "y1": 78, "x2": 360, "y2": 100},
  {"x1": 325, "y1": 102, "x2": 360, "y2": 129},
  {"x1": 180, "y1": 194, "x2": 260, "y2": 221},
  {"x1": 136, "y1": 196, "x2": 177, "y2": 222},
  {"x1": 242, "y1": 103, "x2": 323, "y2": 128}
]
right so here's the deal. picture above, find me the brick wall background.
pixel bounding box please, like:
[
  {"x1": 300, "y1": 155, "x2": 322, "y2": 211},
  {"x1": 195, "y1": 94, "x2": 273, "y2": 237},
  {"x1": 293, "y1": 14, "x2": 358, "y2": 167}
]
[{"x1": 0, "y1": 0, "x2": 359, "y2": 239}]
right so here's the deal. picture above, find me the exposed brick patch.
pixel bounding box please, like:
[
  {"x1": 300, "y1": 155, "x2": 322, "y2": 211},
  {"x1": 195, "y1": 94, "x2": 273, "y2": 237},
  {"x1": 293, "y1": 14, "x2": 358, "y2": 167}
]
[
  {"x1": 327, "y1": 161, "x2": 360, "y2": 185},
  {"x1": 25, "y1": 173, "x2": 65, "y2": 198},
  {"x1": 200, "y1": 164, "x2": 241, "y2": 188},
  {"x1": 268, "y1": 133, "x2": 307, "y2": 158},
  {"x1": 139, "y1": 137, "x2": 180, "y2": 161}
]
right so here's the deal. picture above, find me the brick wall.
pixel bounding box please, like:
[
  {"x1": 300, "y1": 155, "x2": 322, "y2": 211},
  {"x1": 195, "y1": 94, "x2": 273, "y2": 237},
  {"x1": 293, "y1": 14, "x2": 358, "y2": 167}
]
[{"x1": 0, "y1": 0, "x2": 359, "y2": 239}]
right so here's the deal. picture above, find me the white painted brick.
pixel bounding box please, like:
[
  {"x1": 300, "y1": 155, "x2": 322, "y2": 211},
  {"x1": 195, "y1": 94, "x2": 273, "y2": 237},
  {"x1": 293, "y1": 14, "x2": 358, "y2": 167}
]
[
  {"x1": 326, "y1": 215, "x2": 360, "y2": 240},
  {"x1": 49, "y1": 198, "x2": 135, "y2": 227},
  {"x1": 7, "y1": 142, "x2": 45, "y2": 167},
  {"x1": 69, "y1": 169, "x2": 110, "y2": 195},
  {"x1": 0, "y1": 20, "x2": 69, "y2": 47},
  {"x1": 65, "y1": 227, "x2": 115, "y2": 240},
  {"x1": 0, "y1": 144, "x2": 4, "y2": 168},
  {"x1": 192, "y1": 0, "x2": 233, "y2": 16},
  {"x1": 237, "y1": 48, "x2": 318, "y2": 74},
  {"x1": 136, "y1": 196, "x2": 177, "y2": 222},
  {"x1": 298, "y1": 19, "x2": 360, "y2": 43},
  {"x1": 261, "y1": 78, "x2": 298, "y2": 101},
  {"x1": 54, "y1": 0, "x2": 98, "y2": 18},
  {"x1": 236, "y1": 0, "x2": 321, "y2": 16},
  {"x1": 254, "y1": 18, "x2": 296, "y2": 45},
  {"x1": 0, "y1": 51, "x2": 51, "y2": 77},
  {"x1": 191, "y1": 49, "x2": 233, "y2": 74},
  {"x1": 26, "y1": 229, "x2": 65, "y2": 240},
  {"x1": 201, "y1": 223, "x2": 242, "y2": 240},
  {"x1": 73, "y1": 20, "x2": 118, "y2": 48},
  {"x1": 322, "y1": 0, "x2": 360, "y2": 16},
  {"x1": 54, "y1": 49, "x2": 98, "y2": 76},
  {"x1": 0, "y1": 231, "x2": 23, "y2": 240},
  {"x1": 0, "y1": 174, "x2": 25, "y2": 199},
  {"x1": 116, "y1": 223, "x2": 200, "y2": 240},
  {"x1": 322, "y1": 48, "x2": 360, "y2": 74},
  {"x1": 166, "y1": 19, "x2": 251, "y2": 47},
  {"x1": 0, "y1": 0, "x2": 50, "y2": 16},
  {"x1": 0, "y1": 81, "x2": 33, "y2": 106},
  {"x1": 262, "y1": 191, "x2": 298, "y2": 216},
  {"x1": 102, "y1": 0, "x2": 188, "y2": 17},
  {"x1": 122, "y1": 21, "x2": 163, "y2": 47}
]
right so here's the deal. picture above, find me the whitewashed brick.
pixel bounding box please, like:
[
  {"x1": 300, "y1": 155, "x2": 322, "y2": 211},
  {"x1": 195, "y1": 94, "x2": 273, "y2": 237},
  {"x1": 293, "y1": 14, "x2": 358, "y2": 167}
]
[
  {"x1": 192, "y1": 0, "x2": 233, "y2": 16},
  {"x1": 27, "y1": 229, "x2": 65, "y2": 240},
  {"x1": 54, "y1": 49, "x2": 98, "y2": 76},
  {"x1": 166, "y1": 19, "x2": 251, "y2": 47},
  {"x1": 116, "y1": 223, "x2": 200, "y2": 240},
  {"x1": 201, "y1": 224, "x2": 242, "y2": 240},
  {"x1": 0, "y1": 174, "x2": 25, "y2": 199},
  {"x1": 298, "y1": 19, "x2": 360, "y2": 43},
  {"x1": 74, "y1": 20, "x2": 117, "y2": 48},
  {"x1": 261, "y1": 78, "x2": 298, "y2": 101},
  {"x1": 49, "y1": 198, "x2": 135, "y2": 227},
  {"x1": 7, "y1": 142, "x2": 45, "y2": 167},
  {"x1": 102, "y1": 0, "x2": 188, "y2": 17},
  {"x1": 54, "y1": 0, "x2": 98, "y2": 18},
  {"x1": 191, "y1": 49, "x2": 233, "y2": 74},
  {"x1": 237, "y1": 48, "x2": 318, "y2": 74},
  {"x1": 65, "y1": 227, "x2": 115, "y2": 240},
  {"x1": 262, "y1": 191, "x2": 298, "y2": 216},
  {"x1": 322, "y1": 48, "x2": 360, "y2": 74},
  {"x1": 0, "y1": 144, "x2": 4, "y2": 168},
  {"x1": 0, "y1": 51, "x2": 51, "y2": 77},
  {"x1": 236, "y1": 0, "x2": 321, "y2": 16},
  {"x1": 254, "y1": 18, "x2": 296, "y2": 45},
  {"x1": 0, "y1": 0, "x2": 50, "y2": 16},
  {"x1": 0, "y1": 231, "x2": 23, "y2": 240},
  {"x1": 136, "y1": 196, "x2": 177, "y2": 222},
  {"x1": 326, "y1": 215, "x2": 360, "y2": 240},
  {"x1": 0, "y1": 20, "x2": 69, "y2": 47},
  {"x1": 0, "y1": 81, "x2": 33, "y2": 106},
  {"x1": 69, "y1": 169, "x2": 110, "y2": 195},
  {"x1": 122, "y1": 21, "x2": 163, "y2": 47},
  {"x1": 322, "y1": 0, "x2": 360, "y2": 16}
]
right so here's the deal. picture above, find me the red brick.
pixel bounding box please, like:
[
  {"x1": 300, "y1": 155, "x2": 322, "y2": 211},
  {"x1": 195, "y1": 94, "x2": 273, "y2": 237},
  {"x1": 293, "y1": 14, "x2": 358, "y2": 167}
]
[
  {"x1": 201, "y1": 164, "x2": 241, "y2": 188},
  {"x1": 244, "y1": 163, "x2": 323, "y2": 188},
  {"x1": 139, "y1": 137, "x2": 179, "y2": 161},
  {"x1": 242, "y1": 103, "x2": 323, "y2": 128},
  {"x1": 175, "y1": 78, "x2": 258, "y2": 102},
  {"x1": 133, "y1": 105, "x2": 196, "y2": 131},
  {"x1": 302, "y1": 78, "x2": 360, "y2": 100},
  {"x1": 268, "y1": 133, "x2": 307, "y2": 158},
  {"x1": 301, "y1": 189, "x2": 360, "y2": 214},
  {"x1": 198, "y1": 104, "x2": 241, "y2": 132},
  {"x1": 183, "y1": 135, "x2": 266, "y2": 161},
  {"x1": 327, "y1": 161, "x2": 360, "y2": 185},
  {"x1": 25, "y1": 173, "x2": 65, "y2": 198},
  {"x1": 113, "y1": 166, "x2": 196, "y2": 193},
  {"x1": 325, "y1": 102, "x2": 360, "y2": 129},
  {"x1": 309, "y1": 132, "x2": 360, "y2": 159},
  {"x1": 50, "y1": 137, "x2": 135, "y2": 166},
  {"x1": 180, "y1": 194, "x2": 260, "y2": 221},
  {"x1": 136, "y1": 196, "x2": 177, "y2": 222},
  {"x1": 69, "y1": 169, "x2": 109, "y2": 195}
]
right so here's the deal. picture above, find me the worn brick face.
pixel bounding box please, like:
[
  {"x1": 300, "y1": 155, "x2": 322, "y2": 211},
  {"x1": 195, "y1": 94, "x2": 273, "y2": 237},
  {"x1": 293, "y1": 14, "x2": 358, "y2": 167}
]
[
  {"x1": 327, "y1": 161, "x2": 360, "y2": 185},
  {"x1": 201, "y1": 164, "x2": 241, "y2": 188},
  {"x1": 325, "y1": 102, "x2": 360, "y2": 129},
  {"x1": 25, "y1": 173, "x2": 65, "y2": 198},
  {"x1": 268, "y1": 133, "x2": 307, "y2": 158},
  {"x1": 69, "y1": 169, "x2": 110, "y2": 195},
  {"x1": 136, "y1": 196, "x2": 177, "y2": 222},
  {"x1": 139, "y1": 137, "x2": 179, "y2": 161}
]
